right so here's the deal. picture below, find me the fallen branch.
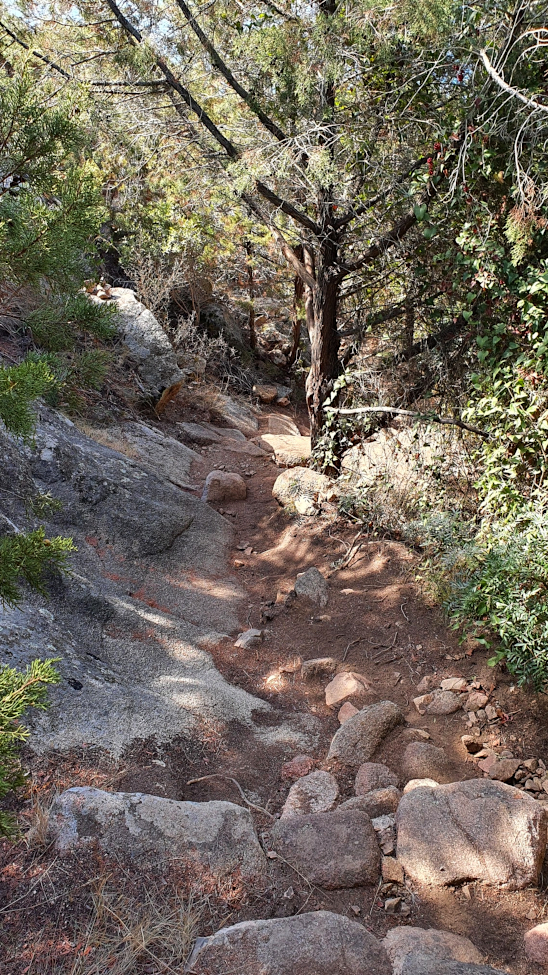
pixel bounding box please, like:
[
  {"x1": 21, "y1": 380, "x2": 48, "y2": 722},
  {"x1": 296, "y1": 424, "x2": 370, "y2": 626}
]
[
  {"x1": 186, "y1": 774, "x2": 275, "y2": 820},
  {"x1": 325, "y1": 404, "x2": 489, "y2": 438}
]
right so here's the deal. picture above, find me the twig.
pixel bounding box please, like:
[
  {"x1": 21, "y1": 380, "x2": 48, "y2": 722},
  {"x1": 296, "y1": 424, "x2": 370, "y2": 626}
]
[
  {"x1": 342, "y1": 638, "x2": 361, "y2": 662},
  {"x1": 186, "y1": 774, "x2": 275, "y2": 820},
  {"x1": 400, "y1": 602, "x2": 410, "y2": 622}
]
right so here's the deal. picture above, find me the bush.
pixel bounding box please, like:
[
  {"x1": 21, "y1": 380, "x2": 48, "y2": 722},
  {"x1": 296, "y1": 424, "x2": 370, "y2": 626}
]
[
  {"x1": 445, "y1": 512, "x2": 548, "y2": 689},
  {"x1": 0, "y1": 659, "x2": 60, "y2": 838}
]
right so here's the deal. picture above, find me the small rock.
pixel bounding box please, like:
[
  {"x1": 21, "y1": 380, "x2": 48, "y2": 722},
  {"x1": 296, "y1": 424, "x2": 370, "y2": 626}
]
[
  {"x1": 416, "y1": 675, "x2": 437, "y2": 694},
  {"x1": 327, "y1": 700, "x2": 405, "y2": 768},
  {"x1": 476, "y1": 709, "x2": 487, "y2": 723},
  {"x1": 384, "y1": 897, "x2": 401, "y2": 913},
  {"x1": 280, "y1": 755, "x2": 315, "y2": 781},
  {"x1": 485, "y1": 705, "x2": 498, "y2": 722},
  {"x1": 382, "y1": 856, "x2": 405, "y2": 884},
  {"x1": 525, "y1": 922, "x2": 548, "y2": 965},
  {"x1": 267, "y1": 809, "x2": 381, "y2": 889},
  {"x1": 464, "y1": 691, "x2": 489, "y2": 712},
  {"x1": 339, "y1": 702, "x2": 359, "y2": 724},
  {"x1": 403, "y1": 778, "x2": 439, "y2": 793},
  {"x1": 234, "y1": 628, "x2": 263, "y2": 649},
  {"x1": 281, "y1": 771, "x2": 339, "y2": 818},
  {"x1": 487, "y1": 759, "x2": 521, "y2": 782},
  {"x1": 301, "y1": 657, "x2": 339, "y2": 680},
  {"x1": 325, "y1": 672, "x2": 371, "y2": 707},
  {"x1": 524, "y1": 758, "x2": 538, "y2": 772},
  {"x1": 372, "y1": 813, "x2": 396, "y2": 854},
  {"x1": 253, "y1": 383, "x2": 278, "y2": 404},
  {"x1": 202, "y1": 470, "x2": 247, "y2": 503},
  {"x1": 424, "y1": 690, "x2": 462, "y2": 715},
  {"x1": 294, "y1": 567, "x2": 329, "y2": 607},
  {"x1": 440, "y1": 677, "x2": 468, "y2": 692},
  {"x1": 355, "y1": 762, "x2": 399, "y2": 794},
  {"x1": 414, "y1": 693, "x2": 433, "y2": 715}
]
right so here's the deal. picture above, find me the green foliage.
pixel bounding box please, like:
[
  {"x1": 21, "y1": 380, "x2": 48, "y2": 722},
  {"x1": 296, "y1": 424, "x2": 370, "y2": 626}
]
[
  {"x1": 25, "y1": 293, "x2": 116, "y2": 352},
  {"x1": 0, "y1": 359, "x2": 55, "y2": 440},
  {"x1": 0, "y1": 658, "x2": 60, "y2": 838},
  {"x1": 445, "y1": 513, "x2": 548, "y2": 689},
  {"x1": 0, "y1": 527, "x2": 75, "y2": 609}
]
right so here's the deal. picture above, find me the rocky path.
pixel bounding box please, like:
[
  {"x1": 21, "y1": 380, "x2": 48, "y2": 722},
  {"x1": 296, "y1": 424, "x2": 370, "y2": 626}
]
[{"x1": 3, "y1": 387, "x2": 548, "y2": 974}]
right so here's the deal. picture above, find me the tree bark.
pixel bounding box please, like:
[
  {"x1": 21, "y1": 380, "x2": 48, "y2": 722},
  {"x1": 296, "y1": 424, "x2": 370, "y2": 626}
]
[{"x1": 305, "y1": 236, "x2": 341, "y2": 459}]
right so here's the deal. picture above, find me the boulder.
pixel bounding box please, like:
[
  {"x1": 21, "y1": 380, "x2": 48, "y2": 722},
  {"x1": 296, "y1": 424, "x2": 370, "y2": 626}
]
[
  {"x1": 179, "y1": 421, "x2": 224, "y2": 445},
  {"x1": 396, "y1": 778, "x2": 546, "y2": 888},
  {"x1": 355, "y1": 762, "x2": 399, "y2": 794},
  {"x1": 281, "y1": 770, "x2": 339, "y2": 818},
  {"x1": 49, "y1": 788, "x2": 266, "y2": 883},
  {"x1": 260, "y1": 434, "x2": 311, "y2": 467},
  {"x1": 107, "y1": 288, "x2": 184, "y2": 397},
  {"x1": 525, "y1": 921, "x2": 548, "y2": 965},
  {"x1": 267, "y1": 809, "x2": 380, "y2": 889},
  {"x1": 340, "y1": 787, "x2": 401, "y2": 818},
  {"x1": 325, "y1": 672, "x2": 371, "y2": 707},
  {"x1": 384, "y1": 926, "x2": 484, "y2": 975},
  {"x1": 401, "y1": 742, "x2": 455, "y2": 784},
  {"x1": 209, "y1": 392, "x2": 259, "y2": 436},
  {"x1": 185, "y1": 910, "x2": 392, "y2": 975},
  {"x1": 272, "y1": 466, "x2": 332, "y2": 514},
  {"x1": 327, "y1": 701, "x2": 405, "y2": 768},
  {"x1": 403, "y1": 779, "x2": 440, "y2": 793},
  {"x1": 294, "y1": 567, "x2": 329, "y2": 607},
  {"x1": 202, "y1": 471, "x2": 247, "y2": 502},
  {"x1": 301, "y1": 656, "x2": 339, "y2": 680},
  {"x1": 266, "y1": 415, "x2": 300, "y2": 436}
]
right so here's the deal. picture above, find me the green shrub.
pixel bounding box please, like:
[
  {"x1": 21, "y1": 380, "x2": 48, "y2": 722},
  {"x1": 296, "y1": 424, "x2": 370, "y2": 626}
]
[{"x1": 0, "y1": 659, "x2": 60, "y2": 838}]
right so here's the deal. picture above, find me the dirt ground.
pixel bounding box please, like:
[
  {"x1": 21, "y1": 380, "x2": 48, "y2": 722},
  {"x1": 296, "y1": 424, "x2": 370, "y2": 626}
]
[{"x1": 2, "y1": 391, "x2": 548, "y2": 974}]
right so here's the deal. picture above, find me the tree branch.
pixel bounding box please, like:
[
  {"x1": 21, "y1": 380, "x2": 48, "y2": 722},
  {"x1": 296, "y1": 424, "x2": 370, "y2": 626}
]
[
  {"x1": 173, "y1": 0, "x2": 289, "y2": 144},
  {"x1": 480, "y1": 47, "x2": 548, "y2": 115},
  {"x1": 325, "y1": 405, "x2": 489, "y2": 438}
]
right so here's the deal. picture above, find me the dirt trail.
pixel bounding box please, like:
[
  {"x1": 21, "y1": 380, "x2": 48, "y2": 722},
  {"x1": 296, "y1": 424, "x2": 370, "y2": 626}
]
[{"x1": 159, "y1": 395, "x2": 548, "y2": 974}]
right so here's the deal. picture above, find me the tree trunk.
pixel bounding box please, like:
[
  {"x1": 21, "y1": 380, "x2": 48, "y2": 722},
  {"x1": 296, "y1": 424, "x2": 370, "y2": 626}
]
[
  {"x1": 244, "y1": 242, "x2": 256, "y2": 349},
  {"x1": 305, "y1": 238, "x2": 341, "y2": 463}
]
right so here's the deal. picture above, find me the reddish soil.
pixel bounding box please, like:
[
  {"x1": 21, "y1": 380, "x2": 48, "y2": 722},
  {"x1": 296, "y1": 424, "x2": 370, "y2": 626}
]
[{"x1": 2, "y1": 388, "x2": 548, "y2": 974}]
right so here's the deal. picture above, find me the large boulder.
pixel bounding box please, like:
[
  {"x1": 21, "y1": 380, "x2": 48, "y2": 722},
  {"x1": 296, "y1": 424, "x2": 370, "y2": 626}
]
[
  {"x1": 49, "y1": 788, "x2": 266, "y2": 883},
  {"x1": 107, "y1": 287, "x2": 184, "y2": 396},
  {"x1": 209, "y1": 391, "x2": 259, "y2": 436},
  {"x1": 396, "y1": 778, "x2": 547, "y2": 888},
  {"x1": 267, "y1": 809, "x2": 380, "y2": 888},
  {"x1": 384, "y1": 927, "x2": 484, "y2": 975},
  {"x1": 185, "y1": 911, "x2": 392, "y2": 975},
  {"x1": 327, "y1": 701, "x2": 405, "y2": 768},
  {"x1": 260, "y1": 434, "x2": 311, "y2": 467},
  {"x1": 272, "y1": 466, "x2": 332, "y2": 514}
]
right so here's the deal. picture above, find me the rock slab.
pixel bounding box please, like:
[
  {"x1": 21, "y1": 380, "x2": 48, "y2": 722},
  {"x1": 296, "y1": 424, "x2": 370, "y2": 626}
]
[
  {"x1": 50, "y1": 788, "x2": 266, "y2": 883},
  {"x1": 185, "y1": 910, "x2": 392, "y2": 975},
  {"x1": 267, "y1": 809, "x2": 380, "y2": 889},
  {"x1": 396, "y1": 778, "x2": 546, "y2": 888},
  {"x1": 328, "y1": 700, "x2": 405, "y2": 768}
]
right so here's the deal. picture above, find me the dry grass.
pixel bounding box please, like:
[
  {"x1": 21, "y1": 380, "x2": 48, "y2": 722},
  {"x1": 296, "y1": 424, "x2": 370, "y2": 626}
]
[
  {"x1": 69, "y1": 875, "x2": 201, "y2": 975},
  {"x1": 23, "y1": 789, "x2": 57, "y2": 851}
]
